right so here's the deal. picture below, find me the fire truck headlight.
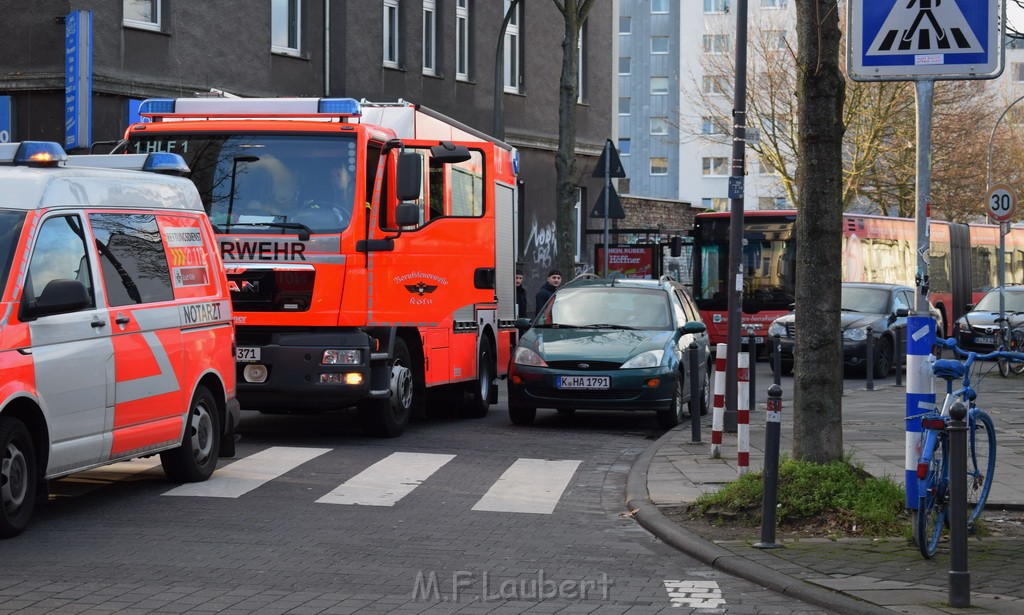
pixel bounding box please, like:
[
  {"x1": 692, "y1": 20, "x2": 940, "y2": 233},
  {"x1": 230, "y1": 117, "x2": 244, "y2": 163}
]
[
  {"x1": 320, "y1": 373, "x2": 364, "y2": 385},
  {"x1": 243, "y1": 364, "x2": 269, "y2": 383},
  {"x1": 322, "y1": 349, "x2": 362, "y2": 365}
]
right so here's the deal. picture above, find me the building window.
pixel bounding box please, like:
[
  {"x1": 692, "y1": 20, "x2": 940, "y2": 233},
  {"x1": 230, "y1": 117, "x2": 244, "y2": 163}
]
[
  {"x1": 619, "y1": 16, "x2": 631, "y2": 34},
  {"x1": 703, "y1": 157, "x2": 729, "y2": 176},
  {"x1": 619, "y1": 97, "x2": 630, "y2": 115},
  {"x1": 650, "y1": 158, "x2": 669, "y2": 176},
  {"x1": 704, "y1": 0, "x2": 729, "y2": 13},
  {"x1": 763, "y1": 29, "x2": 787, "y2": 50},
  {"x1": 702, "y1": 197, "x2": 728, "y2": 211},
  {"x1": 1014, "y1": 62, "x2": 1024, "y2": 82},
  {"x1": 651, "y1": 0, "x2": 669, "y2": 13},
  {"x1": 703, "y1": 74, "x2": 728, "y2": 95},
  {"x1": 456, "y1": 0, "x2": 470, "y2": 80},
  {"x1": 651, "y1": 36, "x2": 669, "y2": 54},
  {"x1": 124, "y1": 0, "x2": 161, "y2": 30},
  {"x1": 384, "y1": 0, "x2": 401, "y2": 68},
  {"x1": 619, "y1": 56, "x2": 631, "y2": 75},
  {"x1": 619, "y1": 138, "x2": 631, "y2": 155},
  {"x1": 702, "y1": 116, "x2": 728, "y2": 134},
  {"x1": 650, "y1": 77, "x2": 669, "y2": 95},
  {"x1": 761, "y1": 0, "x2": 787, "y2": 8},
  {"x1": 578, "y1": 20, "x2": 587, "y2": 103},
  {"x1": 650, "y1": 117, "x2": 669, "y2": 135},
  {"x1": 573, "y1": 188, "x2": 583, "y2": 262},
  {"x1": 758, "y1": 196, "x2": 789, "y2": 209},
  {"x1": 271, "y1": 0, "x2": 301, "y2": 55},
  {"x1": 423, "y1": 0, "x2": 438, "y2": 75},
  {"x1": 702, "y1": 34, "x2": 730, "y2": 54},
  {"x1": 503, "y1": 0, "x2": 521, "y2": 93}
]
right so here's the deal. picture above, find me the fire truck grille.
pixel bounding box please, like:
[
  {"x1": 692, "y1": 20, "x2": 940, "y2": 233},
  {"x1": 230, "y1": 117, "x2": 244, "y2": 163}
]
[{"x1": 228, "y1": 269, "x2": 315, "y2": 312}]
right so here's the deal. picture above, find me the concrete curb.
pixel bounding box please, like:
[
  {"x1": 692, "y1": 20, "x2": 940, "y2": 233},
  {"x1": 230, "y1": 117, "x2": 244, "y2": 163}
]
[{"x1": 625, "y1": 425, "x2": 897, "y2": 615}]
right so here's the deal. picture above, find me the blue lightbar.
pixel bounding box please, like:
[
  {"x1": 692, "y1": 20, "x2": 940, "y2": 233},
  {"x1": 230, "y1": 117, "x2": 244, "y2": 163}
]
[
  {"x1": 318, "y1": 98, "x2": 362, "y2": 116},
  {"x1": 138, "y1": 98, "x2": 176, "y2": 116},
  {"x1": 142, "y1": 152, "x2": 190, "y2": 175},
  {"x1": 13, "y1": 141, "x2": 68, "y2": 167}
]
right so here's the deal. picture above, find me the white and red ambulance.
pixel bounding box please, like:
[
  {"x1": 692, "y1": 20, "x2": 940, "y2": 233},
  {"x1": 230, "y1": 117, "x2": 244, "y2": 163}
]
[{"x1": 0, "y1": 141, "x2": 239, "y2": 537}]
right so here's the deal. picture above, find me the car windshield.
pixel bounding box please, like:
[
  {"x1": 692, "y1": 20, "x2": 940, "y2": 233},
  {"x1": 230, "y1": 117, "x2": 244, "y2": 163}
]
[
  {"x1": 840, "y1": 287, "x2": 890, "y2": 314},
  {"x1": 537, "y1": 287, "x2": 671, "y2": 329},
  {"x1": 975, "y1": 289, "x2": 1024, "y2": 312},
  {"x1": 0, "y1": 209, "x2": 26, "y2": 294}
]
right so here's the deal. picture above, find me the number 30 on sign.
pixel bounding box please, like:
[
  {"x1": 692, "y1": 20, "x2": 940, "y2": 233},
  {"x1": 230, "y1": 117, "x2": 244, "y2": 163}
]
[{"x1": 987, "y1": 184, "x2": 1016, "y2": 223}]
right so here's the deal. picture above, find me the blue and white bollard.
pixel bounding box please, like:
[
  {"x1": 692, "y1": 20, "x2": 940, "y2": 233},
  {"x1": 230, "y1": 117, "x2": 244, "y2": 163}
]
[{"x1": 905, "y1": 316, "x2": 936, "y2": 509}]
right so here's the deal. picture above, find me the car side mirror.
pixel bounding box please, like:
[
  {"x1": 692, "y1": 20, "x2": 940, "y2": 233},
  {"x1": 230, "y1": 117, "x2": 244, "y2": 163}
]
[
  {"x1": 895, "y1": 308, "x2": 910, "y2": 318},
  {"x1": 681, "y1": 321, "x2": 707, "y2": 335},
  {"x1": 514, "y1": 317, "x2": 532, "y2": 334},
  {"x1": 22, "y1": 279, "x2": 90, "y2": 319}
]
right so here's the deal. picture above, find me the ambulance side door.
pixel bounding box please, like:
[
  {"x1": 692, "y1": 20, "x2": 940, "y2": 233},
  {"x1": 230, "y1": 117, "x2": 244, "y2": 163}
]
[
  {"x1": 89, "y1": 213, "x2": 184, "y2": 460},
  {"x1": 23, "y1": 213, "x2": 113, "y2": 474}
]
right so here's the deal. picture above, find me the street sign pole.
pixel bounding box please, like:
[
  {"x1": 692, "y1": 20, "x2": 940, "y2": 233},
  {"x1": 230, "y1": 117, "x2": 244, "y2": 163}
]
[
  {"x1": 603, "y1": 140, "x2": 610, "y2": 276},
  {"x1": 987, "y1": 183, "x2": 1017, "y2": 339}
]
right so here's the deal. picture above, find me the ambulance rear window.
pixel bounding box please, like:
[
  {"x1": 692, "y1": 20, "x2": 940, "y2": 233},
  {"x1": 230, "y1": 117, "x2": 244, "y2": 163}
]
[{"x1": 0, "y1": 210, "x2": 26, "y2": 296}]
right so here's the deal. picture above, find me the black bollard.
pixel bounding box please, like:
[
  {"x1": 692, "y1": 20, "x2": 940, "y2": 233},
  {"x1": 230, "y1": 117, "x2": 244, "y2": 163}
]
[
  {"x1": 895, "y1": 326, "x2": 903, "y2": 387},
  {"x1": 865, "y1": 326, "x2": 874, "y2": 391},
  {"x1": 772, "y1": 333, "x2": 782, "y2": 387},
  {"x1": 688, "y1": 342, "x2": 701, "y2": 443},
  {"x1": 755, "y1": 384, "x2": 783, "y2": 549},
  {"x1": 948, "y1": 401, "x2": 970, "y2": 607}
]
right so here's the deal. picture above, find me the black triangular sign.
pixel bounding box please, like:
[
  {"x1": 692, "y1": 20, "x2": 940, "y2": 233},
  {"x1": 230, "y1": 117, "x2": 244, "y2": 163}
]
[
  {"x1": 590, "y1": 185, "x2": 625, "y2": 219},
  {"x1": 592, "y1": 139, "x2": 626, "y2": 178}
]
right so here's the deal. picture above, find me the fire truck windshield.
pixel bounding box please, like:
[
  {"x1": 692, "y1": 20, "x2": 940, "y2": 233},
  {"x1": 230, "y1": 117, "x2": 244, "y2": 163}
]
[{"x1": 126, "y1": 134, "x2": 358, "y2": 235}]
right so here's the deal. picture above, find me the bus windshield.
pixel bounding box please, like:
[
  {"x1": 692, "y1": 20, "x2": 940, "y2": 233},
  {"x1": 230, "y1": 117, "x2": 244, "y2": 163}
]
[
  {"x1": 126, "y1": 134, "x2": 358, "y2": 235},
  {"x1": 694, "y1": 215, "x2": 796, "y2": 311}
]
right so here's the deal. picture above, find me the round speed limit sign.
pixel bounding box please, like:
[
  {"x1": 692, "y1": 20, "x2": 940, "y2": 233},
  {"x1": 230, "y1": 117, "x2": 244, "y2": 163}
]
[{"x1": 987, "y1": 183, "x2": 1017, "y2": 222}]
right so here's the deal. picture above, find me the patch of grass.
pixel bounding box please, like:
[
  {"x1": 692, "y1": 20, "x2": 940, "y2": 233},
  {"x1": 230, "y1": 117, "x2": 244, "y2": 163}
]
[{"x1": 691, "y1": 456, "x2": 909, "y2": 536}]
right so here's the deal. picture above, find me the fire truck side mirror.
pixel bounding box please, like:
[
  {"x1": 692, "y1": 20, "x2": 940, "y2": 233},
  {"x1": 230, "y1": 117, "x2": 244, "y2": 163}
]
[
  {"x1": 395, "y1": 203, "x2": 420, "y2": 227},
  {"x1": 396, "y1": 152, "x2": 423, "y2": 202},
  {"x1": 430, "y1": 142, "x2": 471, "y2": 163}
]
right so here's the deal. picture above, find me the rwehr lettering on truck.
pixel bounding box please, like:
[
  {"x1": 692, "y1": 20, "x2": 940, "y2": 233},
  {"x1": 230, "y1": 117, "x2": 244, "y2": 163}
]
[{"x1": 123, "y1": 97, "x2": 519, "y2": 437}]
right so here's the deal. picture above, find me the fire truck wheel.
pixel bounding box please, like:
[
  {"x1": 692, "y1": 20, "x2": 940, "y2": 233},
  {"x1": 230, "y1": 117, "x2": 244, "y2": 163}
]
[
  {"x1": 509, "y1": 403, "x2": 536, "y2": 426},
  {"x1": 462, "y1": 339, "x2": 494, "y2": 419},
  {"x1": 161, "y1": 386, "x2": 221, "y2": 483},
  {"x1": 359, "y1": 338, "x2": 413, "y2": 437},
  {"x1": 0, "y1": 417, "x2": 36, "y2": 538}
]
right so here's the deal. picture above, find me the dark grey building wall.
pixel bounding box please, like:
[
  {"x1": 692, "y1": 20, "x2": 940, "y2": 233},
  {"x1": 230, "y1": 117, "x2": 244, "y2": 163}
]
[{"x1": 0, "y1": 0, "x2": 612, "y2": 285}]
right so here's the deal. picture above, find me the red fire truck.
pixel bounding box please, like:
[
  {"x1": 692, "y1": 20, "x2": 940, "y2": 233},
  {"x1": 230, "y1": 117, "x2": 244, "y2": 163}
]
[{"x1": 119, "y1": 97, "x2": 519, "y2": 437}]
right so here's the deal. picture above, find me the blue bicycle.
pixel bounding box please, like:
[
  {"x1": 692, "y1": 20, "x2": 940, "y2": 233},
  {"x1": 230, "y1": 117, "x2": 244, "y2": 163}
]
[{"x1": 913, "y1": 338, "x2": 1021, "y2": 558}]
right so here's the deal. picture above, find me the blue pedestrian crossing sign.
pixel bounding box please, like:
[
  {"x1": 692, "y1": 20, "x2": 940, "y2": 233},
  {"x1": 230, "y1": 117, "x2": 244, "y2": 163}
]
[{"x1": 848, "y1": 0, "x2": 1003, "y2": 81}]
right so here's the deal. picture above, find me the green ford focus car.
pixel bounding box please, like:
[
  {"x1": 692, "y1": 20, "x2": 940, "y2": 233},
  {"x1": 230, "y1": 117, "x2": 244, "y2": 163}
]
[{"x1": 507, "y1": 275, "x2": 711, "y2": 428}]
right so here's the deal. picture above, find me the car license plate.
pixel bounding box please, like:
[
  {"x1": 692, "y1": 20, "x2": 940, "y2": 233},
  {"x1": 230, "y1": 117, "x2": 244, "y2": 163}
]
[
  {"x1": 236, "y1": 346, "x2": 261, "y2": 362},
  {"x1": 556, "y1": 375, "x2": 610, "y2": 390},
  {"x1": 974, "y1": 336, "x2": 995, "y2": 346}
]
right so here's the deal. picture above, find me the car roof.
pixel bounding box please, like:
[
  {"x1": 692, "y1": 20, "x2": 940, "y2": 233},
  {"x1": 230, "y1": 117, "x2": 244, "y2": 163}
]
[
  {"x1": 0, "y1": 165, "x2": 203, "y2": 212},
  {"x1": 561, "y1": 276, "x2": 681, "y2": 292},
  {"x1": 983, "y1": 285, "x2": 1024, "y2": 294},
  {"x1": 841, "y1": 282, "x2": 908, "y2": 291}
]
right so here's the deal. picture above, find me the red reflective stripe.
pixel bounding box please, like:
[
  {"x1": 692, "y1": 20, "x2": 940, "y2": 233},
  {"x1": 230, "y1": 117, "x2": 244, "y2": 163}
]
[
  {"x1": 713, "y1": 394, "x2": 725, "y2": 407},
  {"x1": 711, "y1": 432, "x2": 722, "y2": 444},
  {"x1": 738, "y1": 452, "x2": 749, "y2": 465},
  {"x1": 738, "y1": 410, "x2": 749, "y2": 423}
]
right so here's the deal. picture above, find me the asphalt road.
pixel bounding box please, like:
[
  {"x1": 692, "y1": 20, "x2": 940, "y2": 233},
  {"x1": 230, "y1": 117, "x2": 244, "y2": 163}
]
[{"x1": 0, "y1": 379, "x2": 837, "y2": 614}]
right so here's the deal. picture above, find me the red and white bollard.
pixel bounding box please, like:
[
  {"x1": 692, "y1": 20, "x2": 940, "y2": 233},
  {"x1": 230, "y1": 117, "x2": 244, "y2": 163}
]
[
  {"x1": 737, "y1": 352, "x2": 750, "y2": 475},
  {"x1": 711, "y1": 343, "x2": 727, "y2": 459}
]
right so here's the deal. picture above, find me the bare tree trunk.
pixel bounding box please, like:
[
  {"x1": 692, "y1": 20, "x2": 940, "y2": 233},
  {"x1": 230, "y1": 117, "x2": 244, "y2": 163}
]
[
  {"x1": 554, "y1": 3, "x2": 580, "y2": 278},
  {"x1": 793, "y1": 0, "x2": 845, "y2": 463}
]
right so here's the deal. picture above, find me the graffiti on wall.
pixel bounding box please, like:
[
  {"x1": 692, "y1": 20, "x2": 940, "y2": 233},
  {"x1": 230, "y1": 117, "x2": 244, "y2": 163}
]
[{"x1": 524, "y1": 216, "x2": 557, "y2": 269}]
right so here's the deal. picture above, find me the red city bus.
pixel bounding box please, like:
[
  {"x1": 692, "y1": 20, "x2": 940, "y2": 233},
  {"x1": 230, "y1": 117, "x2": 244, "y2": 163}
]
[{"x1": 691, "y1": 210, "x2": 1024, "y2": 346}]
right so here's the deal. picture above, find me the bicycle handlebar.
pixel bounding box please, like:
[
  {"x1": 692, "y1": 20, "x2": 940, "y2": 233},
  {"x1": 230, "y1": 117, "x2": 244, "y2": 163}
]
[{"x1": 938, "y1": 337, "x2": 1024, "y2": 363}]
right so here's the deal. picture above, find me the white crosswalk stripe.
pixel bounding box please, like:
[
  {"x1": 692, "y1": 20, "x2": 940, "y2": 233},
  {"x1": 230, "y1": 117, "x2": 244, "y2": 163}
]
[
  {"x1": 316, "y1": 452, "x2": 455, "y2": 506},
  {"x1": 472, "y1": 458, "x2": 581, "y2": 514},
  {"x1": 162, "y1": 446, "x2": 331, "y2": 498}
]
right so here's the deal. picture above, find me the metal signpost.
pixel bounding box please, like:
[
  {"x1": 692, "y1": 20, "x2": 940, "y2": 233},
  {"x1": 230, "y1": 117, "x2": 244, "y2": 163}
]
[
  {"x1": 848, "y1": 0, "x2": 1004, "y2": 604},
  {"x1": 988, "y1": 184, "x2": 1017, "y2": 333}
]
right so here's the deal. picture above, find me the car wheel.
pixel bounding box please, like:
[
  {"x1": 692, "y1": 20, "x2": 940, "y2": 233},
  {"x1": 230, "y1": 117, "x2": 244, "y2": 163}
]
[
  {"x1": 359, "y1": 338, "x2": 414, "y2": 438},
  {"x1": 873, "y1": 336, "x2": 893, "y2": 379},
  {"x1": 0, "y1": 417, "x2": 36, "y2": 538},
  {"x1": 509, "y1": 403, "x2": 536, "y2": 426},
  {"x1": 161, "y1": 386, "x2": 220, "y2": 483},
  {"x1": 461, "y1": 338, "x2": 494, "y2": 419},
  {"x1": 657, "y1": 377, "x2": 685, "y2": 429},
  {"x1": 778, "y1": 359, "x2": 794, "y2": 376},
  {"x1": 700, "y1": 366, "x2": 711, "y2": 416}
]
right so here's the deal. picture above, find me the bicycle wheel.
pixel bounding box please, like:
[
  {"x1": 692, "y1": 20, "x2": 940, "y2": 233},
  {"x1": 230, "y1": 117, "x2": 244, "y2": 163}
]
[
  {"x1": 998, "y1": 352, "x2": 1011, "y2": 378},
  {"x1": 918, "y1": 431, "x2": 949, "y2": 559},
  {"x1": 965, "y1": 409, "x2": 997, "y2": 528},
  {"x1": 1011, "y1": 330, "x2": 1024, "y2": 375}
]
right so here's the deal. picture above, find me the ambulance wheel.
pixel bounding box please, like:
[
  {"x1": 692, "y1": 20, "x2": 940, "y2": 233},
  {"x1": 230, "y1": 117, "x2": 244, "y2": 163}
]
[
  {"x1": 359, "y1": 338, "x2": 413, "y2": 438},
  {"x1": 0, "y1": 417, "x2": 36, "y2": 538},
  {"x1": 461, "y1": 339, "x2": 494, "y2": 419},
  {"x1": 162, "y1": 386, "x2": 220, "y2": 483}
]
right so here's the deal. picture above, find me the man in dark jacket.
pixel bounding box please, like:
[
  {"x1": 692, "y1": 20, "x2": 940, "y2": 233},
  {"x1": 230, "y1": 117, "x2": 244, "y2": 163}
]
[
  {"x1": 534, "y1": 269, "x2": 562, "y2": 315},
  {"x1": 515, "y1": 269, "x2": 528, "y2": 318}
]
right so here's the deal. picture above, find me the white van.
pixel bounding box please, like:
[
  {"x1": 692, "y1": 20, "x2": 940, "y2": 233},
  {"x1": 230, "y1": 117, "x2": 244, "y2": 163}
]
[{"x1": 0, "y1": 142, "x2": 239, "y2": 537}]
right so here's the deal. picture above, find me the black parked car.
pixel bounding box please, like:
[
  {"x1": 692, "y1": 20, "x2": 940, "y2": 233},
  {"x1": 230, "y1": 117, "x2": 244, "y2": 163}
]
[
  {"x1": 507, "y1": 275, "x2": 711, "y2": 429},
  {"x1": 953, "y1": 286, "x2": 1024, "y2": 352},
  {"x1": 766, "y1": 283, "x2": 941, "y2": 378}
]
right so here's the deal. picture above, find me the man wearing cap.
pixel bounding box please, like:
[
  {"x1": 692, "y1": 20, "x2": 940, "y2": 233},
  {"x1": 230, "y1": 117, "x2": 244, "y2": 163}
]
[{"x1": 534, "y1": 269, "x2": 562, "y2": 315}]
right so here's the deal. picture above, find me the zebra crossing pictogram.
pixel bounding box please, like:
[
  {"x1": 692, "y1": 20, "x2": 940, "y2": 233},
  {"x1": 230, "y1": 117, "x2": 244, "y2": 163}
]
[
  {"x1": 52, "y1": 447, "x2": 583, "y2": 514},
  {"x1": 868, "y1": 0, "x2": 983, "y2": 56}
]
